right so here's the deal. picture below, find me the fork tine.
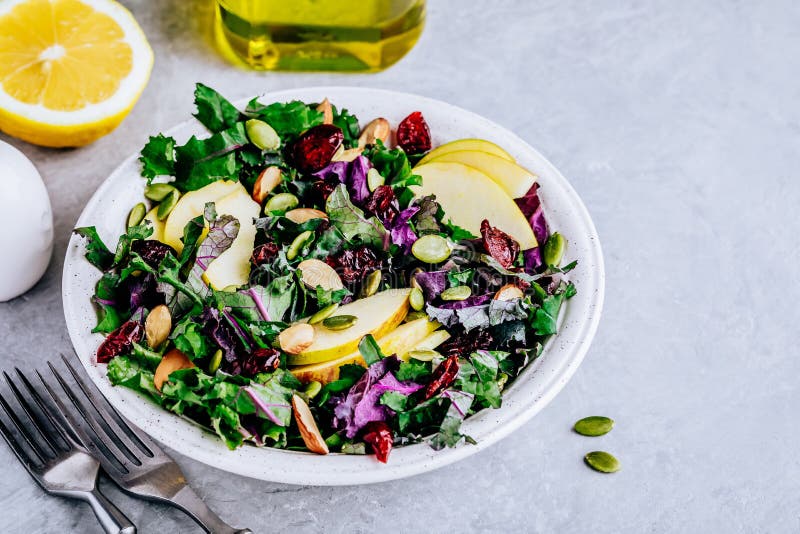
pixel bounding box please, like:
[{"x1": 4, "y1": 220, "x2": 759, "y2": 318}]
[
  {"x1": 44, "y1": 362, "x2": 133, "y2": 473},
  {"x1": 0, "y1": 413, "x2": 38, "y2": 472},
  {"x1": 0, "y1": 389, "x2": 48, "y2": 464},
  {"x1": 61, "y1": 354, "x2": 155, "y2": 458},
  {"x1": 16, "y1": 368, "x2": 78, "y2": 449},
  {"x1": 35, "y1": 368, "x2": 126, "y2": 477},
  {"x1": 3, "y1": 371, "x2": 64, "y2": 456}
]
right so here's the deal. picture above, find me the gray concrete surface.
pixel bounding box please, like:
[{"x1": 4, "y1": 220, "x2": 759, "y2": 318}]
[{"x1": 1, "y1": 0, "x2": 799, "y2": 532}]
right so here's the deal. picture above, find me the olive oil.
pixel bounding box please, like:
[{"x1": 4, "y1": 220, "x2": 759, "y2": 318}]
[{"x1": 214, "y1": 0, "x2": 425, "y2": 71}]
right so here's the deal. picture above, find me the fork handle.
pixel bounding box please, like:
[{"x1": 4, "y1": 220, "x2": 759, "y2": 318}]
[
  {"x1": 83, "y1": 488, "x2": 136, "y2": 534},
  {"x1": 171, "y1": 485, "x2": 252, "y2": 534}
]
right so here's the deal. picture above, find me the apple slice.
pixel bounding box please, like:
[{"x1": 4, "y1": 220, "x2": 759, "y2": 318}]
[
  {"x1": 424, "y1": 150, "x2": 537, "y2": 199},
  {"x1": 287, "y1": 288, "x2": 411, "y2": 366},
  {"x1": 143, "y1": 207, "x2": 165, "y2": 242},
  {"x1": 291, "y1": 317, "x2": 441, "y2": 384},
  {"x1": 411, "y1": 162, "x2": 537, "y2": 249},
  {"x1": 202, "y1": 187, "x2": 261, "y2": 291},
  {"x1": 419, "y1": 138, "x2": 514, "y2": 165},
  {"x1": 162, "y1": 180, "x2": 241, "y2": 252}
]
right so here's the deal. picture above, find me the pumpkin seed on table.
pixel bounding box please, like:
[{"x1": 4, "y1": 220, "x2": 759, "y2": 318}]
[
  {"x1": 441, "y1": 285, "x2": 471, "y2": 301},
  {"x1": 287, "y1": 230, "x2": 313, "y2": 261},
  {"x1": 309, "y1": 303, "x2": 339, "y2": 325},
  {"x1": 127, "y1": 202, "x2": 146, "y2": 229},
  {"x1": 265, "y1": 192, "x2": 299, "y2": 215},
  {"x1": 157, "y1": 189, "x2": 180, "y2": 220},
  {"x1": 584, "y1": 451, "x2": 620, "y2": 473},
  {"x1": 323, "y1": 314, "x2": 358, "y2": 331},
  {"x1": 411, "y1": 234, "x2": 451, "y2": 263},
  {"x1": 573, "y1": 416, "x2": 614, "y2": 437},
  {"x1": 409, "y1": 287, "x2": 425, "y2": 311}
]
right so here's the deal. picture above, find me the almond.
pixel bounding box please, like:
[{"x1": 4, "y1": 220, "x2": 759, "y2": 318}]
[
  {"x1": 252, "y1": 166, "x2": 283, "y2": 204},
  {"x1": 154, "y1": 349, "x2": 194, "y2": 391},
  {"x1": 358, "y1": 117, "x2": 391, "y2": 148},
  {"x1": 292, "y1": 394, "x2": 329, "y2": 455},
  {"x1": 493, "y1": 283, "x2": 524, "y2": 301},
  {"x1": 279, "y1": 323, "x2": 316, "y2": 355},
  {"x1": 331, "y1": 147, "x2": 363, "y2": 163},
  {"x1": 296, "y1": 258, "x2": 344, "y2": 291},
  {"x1": 285, "y1": 208, "x2": 328, "y2": 224},
  {"x1": 316, "y1": 98, "x2": 333, "y2": 125},
  {"x1": 145, "y1": 304, "x2": 171, "y2": 349}
]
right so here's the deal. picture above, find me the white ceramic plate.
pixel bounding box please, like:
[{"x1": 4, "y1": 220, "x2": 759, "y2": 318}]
[{"x1": 63, "y1": 87, "x2": 604, "y2": 485}]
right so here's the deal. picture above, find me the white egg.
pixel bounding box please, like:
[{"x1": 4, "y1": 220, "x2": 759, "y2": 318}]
[{"x1": 0, "y1": 141, "x2": 54, "y2": 301}]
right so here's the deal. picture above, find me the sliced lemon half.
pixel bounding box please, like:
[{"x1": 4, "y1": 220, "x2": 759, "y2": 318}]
[{"x1": 0, "y1": 0, "x2": 154, "y2": 147}]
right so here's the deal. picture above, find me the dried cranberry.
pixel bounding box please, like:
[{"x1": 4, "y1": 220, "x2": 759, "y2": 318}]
[
  {"x1": 423, "y1": 355, "x2": 460, "y2": 399},
  {"x1": 96, "y1": 321, "x2": 143, "y2": 363},
  {"x1": 310, "y1": 179, "x2": 338, "y2": 205},
  {"x1": 325, "y1": 246, "x2": 383, "y2": 285},
  {"x1": 397, "y1": 111, "x2": 431, "y2": 155},
  {"x1": 438, "y1": 328, "x2": 493, "y2": 359},
  {"x1": 251, "y1": 242, "x2": 279, "y2": 266},
  {"x1": 363, "y1": 185, "x2": 397, "y2": 225},
  {"x1": 361, "y1": 421, "x2": 394, "y2": 463},
  {"x1": 131, "y1": 240, "x2": 176, "y2": 269},
  {"x1": 291, "y1": 124, "x2": 343, "y2": 174},
  {"x1": 240, "y1": 348, "x2": 281, "y2": 377},
  {"x1": 480, "y1": 220, "x2": 520, "y2": 269}
]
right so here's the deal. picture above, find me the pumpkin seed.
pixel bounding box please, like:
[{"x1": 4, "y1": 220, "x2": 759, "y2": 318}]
[
  {"x1": 409, "y1": 287, "x2": 425, "y2": 311},
  {"x1": 367, "y1": 167, "x2": 385, "y2": 191},
  {"x1": 144, "y1": 183, "x2": 177, "y2": 202},
  {"x1": 309, "y1": 303, "x2": 339, "y2": 325},
  {"x1": 304, "y1": 380, "x2": 322, "y2": 400},
  {"x1": 287, "y1": 230, "x2": 313, "y2": 261},
  {"x1": 325, "y1": 432, "x2": 343, "y2": 448},
  {"x1": 543, "y1": 232, "x2": 566, "y2": 266},
  {"x1": 361, "y1": 270, "x2": 382, "y2": 297},
  {"x1": 441, "y1": 285, "x2": 471, "y2": 301},
  {"x1": 208, "y1": 349, "x2": 223, "y2": 373},
  {"x1": 412, "y1": 234, "x2": 451, "y2": 263},
  {"x1": 405, "y1": 311, "x2": 428, "y2": 322},
  {"x1": 408, "y1": 349, "x2": 439, "y2": 362},
  {"x1": 245, "y1": 119, "x2": 280, "y2": 150},
  {"x1": 156, "y1": 189, "x2": 180, "y2": 220},
  {"x1": 127, "y1": 202, "x2": 146, "y2": 229},
  {"x1": 573, "y1": 416, "x2": 614, "y2": 437},
  {"x1": 322, "y1": 314, "x2": 358, "y2": 331},
  {"x1": 584, "y1": 451, "x2": 620, "y2": 473},
  {"x1": 265, "y1": 192, "x2": 299, "y2": 215}
]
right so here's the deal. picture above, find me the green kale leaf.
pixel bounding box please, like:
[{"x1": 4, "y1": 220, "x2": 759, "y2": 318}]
[
  {"x1": 139, "y1": 134, "x2": 176, "y2": 181},
  {"x1": 325, "y1": 184, "x2": 387, "y2": 249},
  {"x1": 193, "y1": 83, "x2": 241, "y2": 132}
]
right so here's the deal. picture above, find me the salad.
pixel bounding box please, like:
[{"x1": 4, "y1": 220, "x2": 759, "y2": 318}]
[{"x1": 75, "y1": 85, "x2": 576, "y2": 463}]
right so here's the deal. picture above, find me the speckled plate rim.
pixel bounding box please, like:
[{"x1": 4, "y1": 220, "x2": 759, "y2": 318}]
[{"x1": 63, "y1": 87, "x2": 604, "y2": 486}]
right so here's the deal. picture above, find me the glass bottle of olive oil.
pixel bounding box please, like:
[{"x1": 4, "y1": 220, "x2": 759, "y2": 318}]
[{"x1": 214, "y1": 0, "x2": 426, "y2": 71}]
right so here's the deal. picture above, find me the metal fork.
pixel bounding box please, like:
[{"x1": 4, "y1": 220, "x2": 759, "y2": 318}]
[
  {"x1": 47, "y1": 354, "x2": 252, "y2": 534},
  {"x1": 0, "y1": 368, "x2": 136, "y2": 534}
]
